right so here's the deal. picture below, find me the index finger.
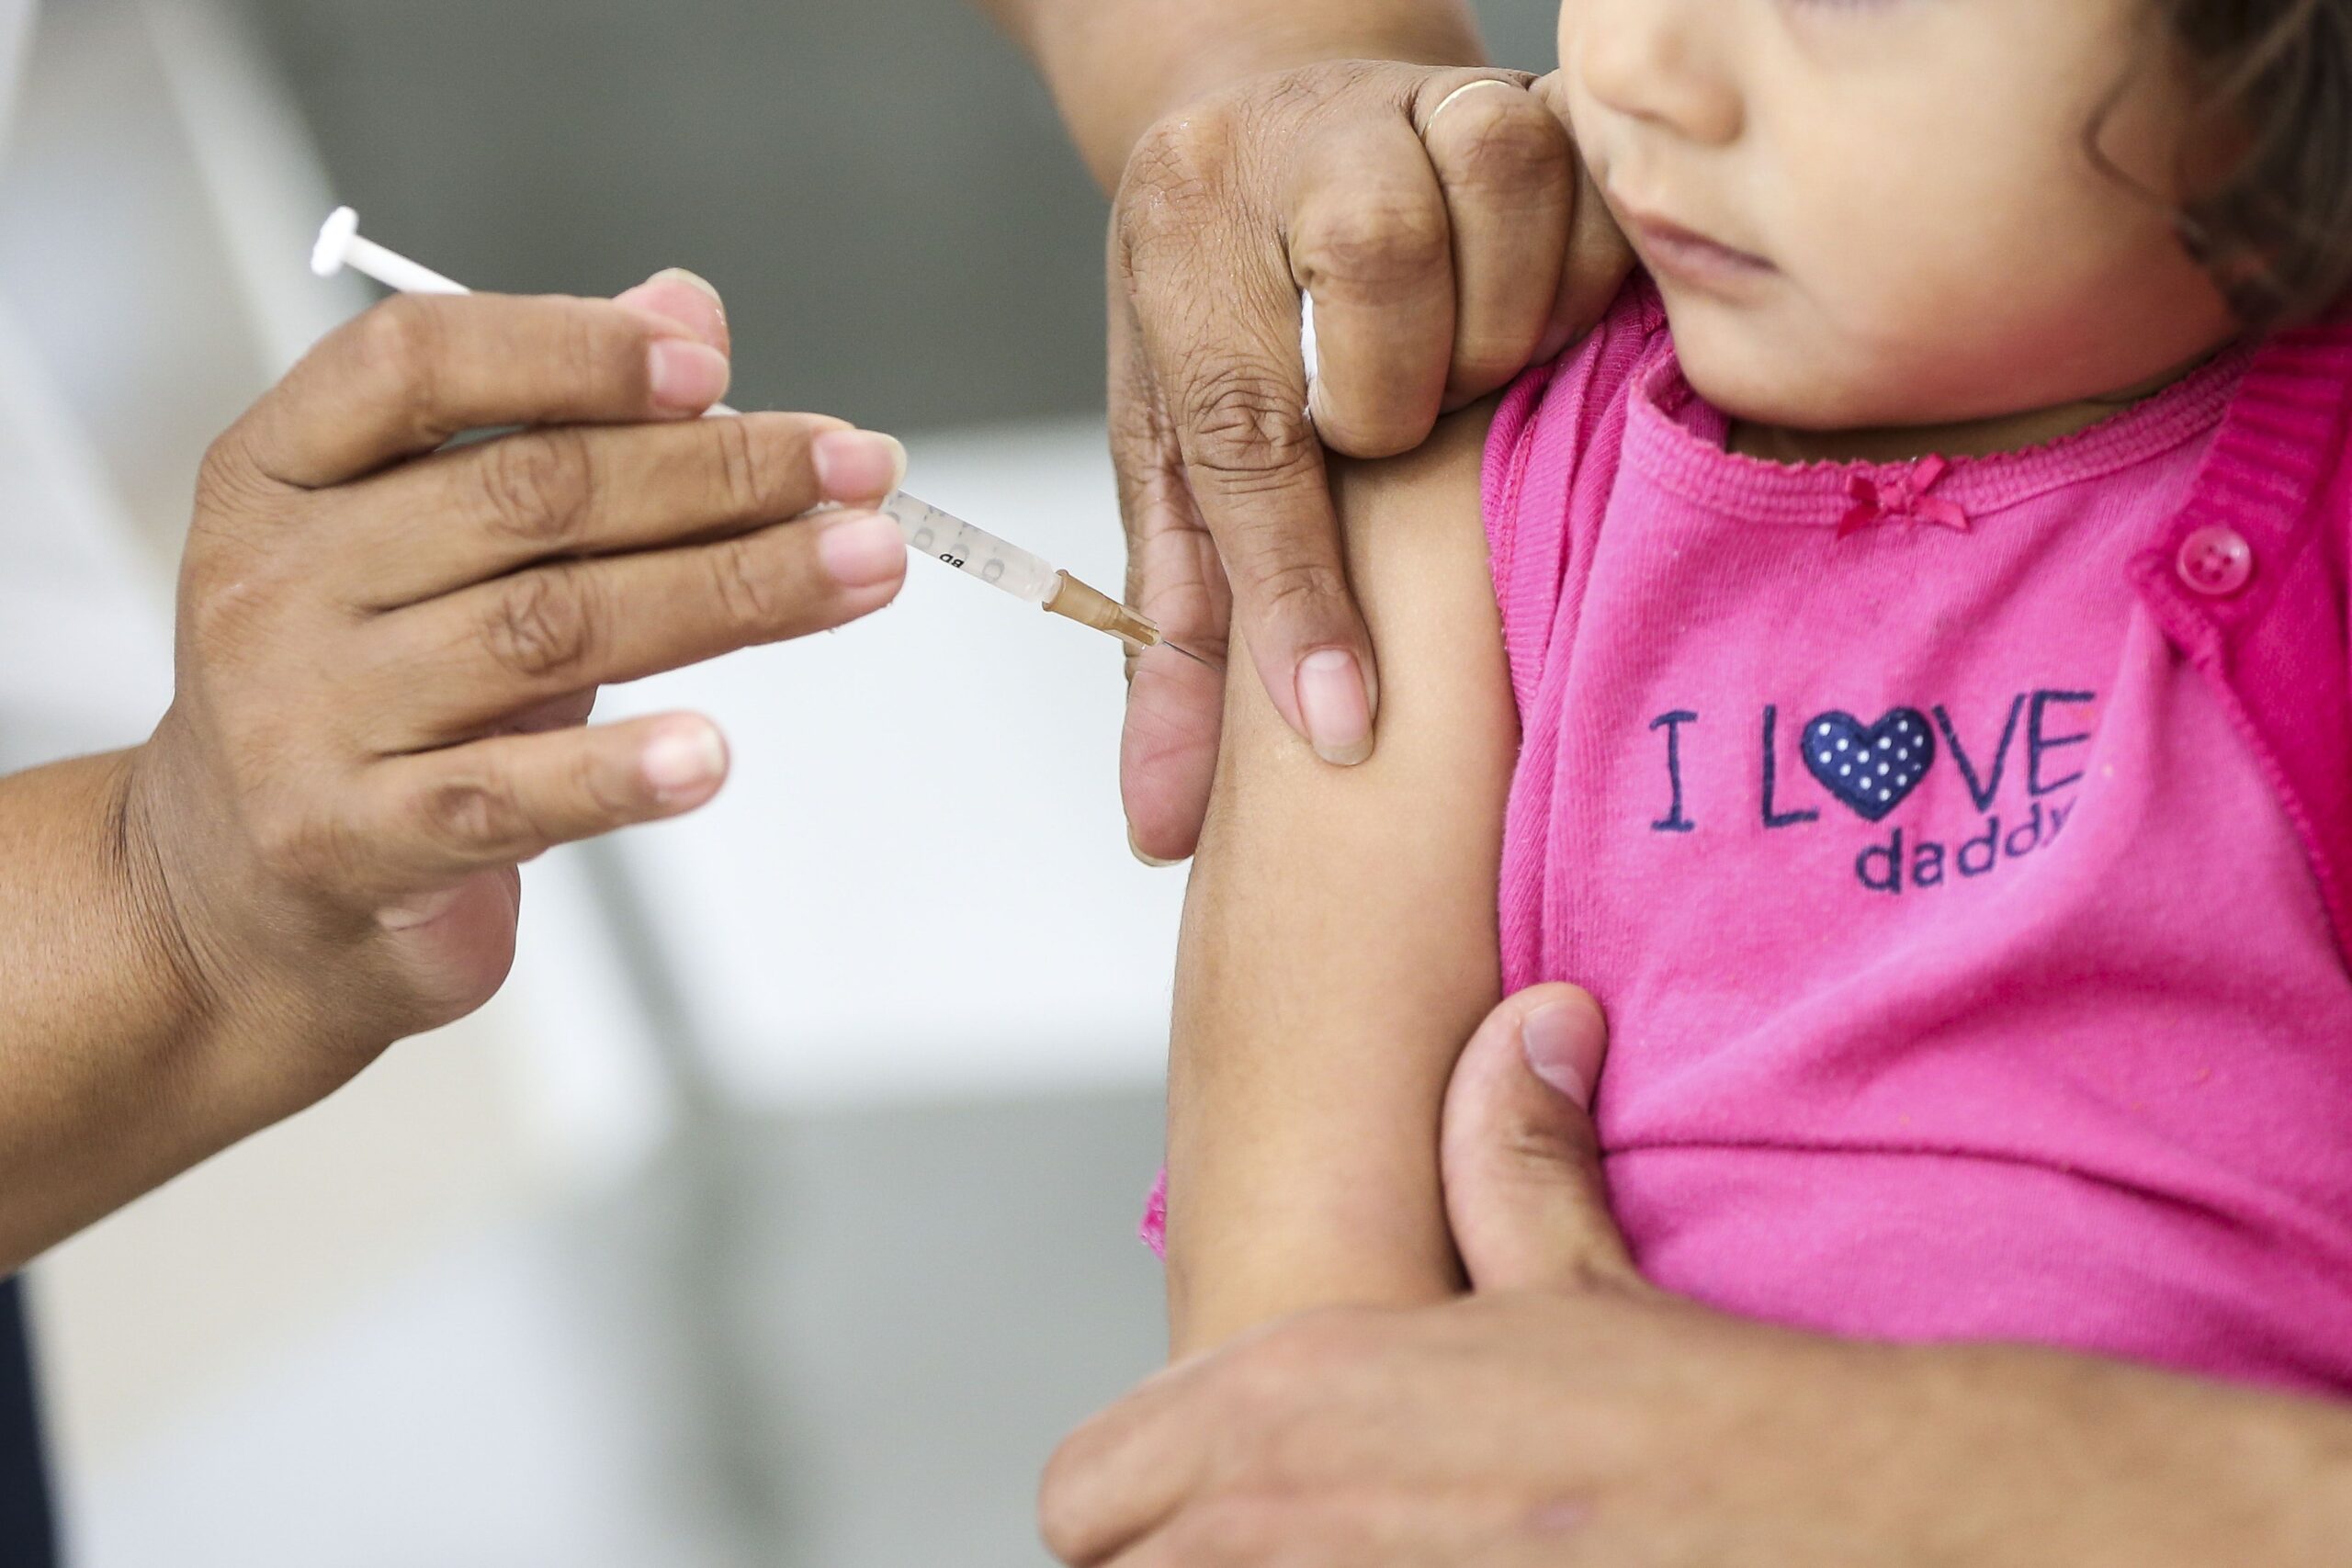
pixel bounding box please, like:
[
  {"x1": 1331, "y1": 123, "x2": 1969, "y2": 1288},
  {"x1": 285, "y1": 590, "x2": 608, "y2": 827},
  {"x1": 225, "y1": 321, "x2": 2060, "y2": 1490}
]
[
  {"x1": 232, "y1": 292, "x2": 733, "y2": 489},
  {"x1": 1117, "y1": 218, "x2": 1376, "y2": 767},
  {"x1": 334, "y1": 412, "x2": 883, "y2": 609}
]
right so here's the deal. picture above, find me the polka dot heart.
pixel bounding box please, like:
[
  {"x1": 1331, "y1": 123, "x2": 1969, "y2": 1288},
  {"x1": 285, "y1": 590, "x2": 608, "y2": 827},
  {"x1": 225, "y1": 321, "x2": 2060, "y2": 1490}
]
[{"x1": 1801, "y1": 708, "x2": 1937, "y2": 823}]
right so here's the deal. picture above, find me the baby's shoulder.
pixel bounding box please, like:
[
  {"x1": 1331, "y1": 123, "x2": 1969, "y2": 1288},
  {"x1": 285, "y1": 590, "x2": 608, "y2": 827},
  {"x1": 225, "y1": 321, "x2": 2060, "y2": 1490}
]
[
  {"x1": 1495, "y1": 277, "x2": 1670, "y2": 437},
  {"x1": 2212, "y1": 321, "x2": 2352, "y2": 564}
]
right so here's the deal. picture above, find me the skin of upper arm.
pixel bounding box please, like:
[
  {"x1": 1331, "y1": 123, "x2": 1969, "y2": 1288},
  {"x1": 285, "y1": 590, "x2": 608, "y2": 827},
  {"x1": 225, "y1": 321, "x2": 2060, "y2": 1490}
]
[
  {"x1": 1162, "y1": 402, "x2": 1519, "y2": 1354},
  {"x1": 970, "y1": 0, "x2": 1486, "y2": 188}
]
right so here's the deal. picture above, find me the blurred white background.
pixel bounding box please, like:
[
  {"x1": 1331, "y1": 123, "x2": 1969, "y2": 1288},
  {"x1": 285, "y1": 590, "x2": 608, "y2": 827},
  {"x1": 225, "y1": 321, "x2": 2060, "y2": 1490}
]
[{"x1": 0, "y1": 0, "x2": 1556, "y2": 1562}]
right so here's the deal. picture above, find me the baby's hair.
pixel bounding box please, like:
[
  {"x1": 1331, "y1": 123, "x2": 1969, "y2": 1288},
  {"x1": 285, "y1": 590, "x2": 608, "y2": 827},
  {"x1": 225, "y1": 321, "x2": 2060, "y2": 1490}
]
[{"x1": 2158, "y1": 0, "x2": 2352, "y2": 324}]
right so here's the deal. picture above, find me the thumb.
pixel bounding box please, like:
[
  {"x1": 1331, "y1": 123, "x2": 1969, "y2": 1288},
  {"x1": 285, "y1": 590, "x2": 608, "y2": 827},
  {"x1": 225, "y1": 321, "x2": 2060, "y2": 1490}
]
[
  {"x1": 1528, "y1": 73, "x2": 1636, "y2": 367},
  {"x1": 1440, "y1": 984, "x2": 1640, "y2": 1293}
]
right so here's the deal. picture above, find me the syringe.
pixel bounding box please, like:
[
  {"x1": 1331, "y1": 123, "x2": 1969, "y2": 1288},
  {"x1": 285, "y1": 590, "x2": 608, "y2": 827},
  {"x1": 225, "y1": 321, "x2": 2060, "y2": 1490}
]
[{"x1": 310, "y1": 207, "x2": 1195, "y2": 659}]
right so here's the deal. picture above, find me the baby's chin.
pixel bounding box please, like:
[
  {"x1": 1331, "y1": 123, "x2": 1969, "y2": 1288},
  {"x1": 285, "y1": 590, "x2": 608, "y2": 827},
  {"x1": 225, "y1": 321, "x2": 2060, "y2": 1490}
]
[
  {"x1": 1678, "y1": 348, "x2": 1908, "y2": 437},
  {"x1": 1674, "y1": 328, "x2": 2007, "y2": 443}
]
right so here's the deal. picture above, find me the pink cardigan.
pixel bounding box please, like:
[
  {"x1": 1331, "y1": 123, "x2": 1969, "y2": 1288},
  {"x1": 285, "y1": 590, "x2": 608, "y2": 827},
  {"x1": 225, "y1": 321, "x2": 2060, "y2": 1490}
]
[{"x1": 2136, "y1": 323, "x2": 2352, "y2": 959}]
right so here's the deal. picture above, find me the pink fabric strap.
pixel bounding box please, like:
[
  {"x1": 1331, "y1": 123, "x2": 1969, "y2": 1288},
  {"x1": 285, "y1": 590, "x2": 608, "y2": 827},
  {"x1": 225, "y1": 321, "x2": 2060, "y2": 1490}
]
[{"x1": 2136, "y1": 322, "x2": 2352, "y2": 962}]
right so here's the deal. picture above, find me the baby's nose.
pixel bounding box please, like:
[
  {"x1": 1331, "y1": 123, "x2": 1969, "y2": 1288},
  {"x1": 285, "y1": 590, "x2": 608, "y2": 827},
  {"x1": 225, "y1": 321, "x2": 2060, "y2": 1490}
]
[{"x1": 1572, "y1": 0, "x2": 1746, "y2": 148}]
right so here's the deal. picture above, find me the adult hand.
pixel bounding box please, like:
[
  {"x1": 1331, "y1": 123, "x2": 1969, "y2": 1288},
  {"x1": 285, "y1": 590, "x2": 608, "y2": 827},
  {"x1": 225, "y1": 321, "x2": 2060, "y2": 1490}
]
[
  {"x1": 126, "y1": 273, "x2": 911, "y2": 1092},
  {"x1": 1111, "y1": 63, "x2": 1634, "y2": 861},
  {"x1": 1041, "y1": 985, "x2": 2352, "y2": 1565}
]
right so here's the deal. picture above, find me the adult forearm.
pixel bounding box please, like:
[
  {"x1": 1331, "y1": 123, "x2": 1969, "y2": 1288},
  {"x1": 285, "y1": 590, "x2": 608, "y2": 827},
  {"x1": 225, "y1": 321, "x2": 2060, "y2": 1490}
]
[
  {"x1": 977, "y1": 0, "x2": 1487, "y2": 187},
  {"x1": 0, "y1": 751, "x2": 293, "y2": 1269},
  {"x1": 1917, "y1": 1343, "x2": 2352, "y2": 1567}
]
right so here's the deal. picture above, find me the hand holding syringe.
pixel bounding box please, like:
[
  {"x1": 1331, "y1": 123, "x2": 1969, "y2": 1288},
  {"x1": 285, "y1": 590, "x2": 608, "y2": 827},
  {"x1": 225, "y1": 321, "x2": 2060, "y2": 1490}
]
[{"x1": 311, "y1": 208, "x2": 1205, "y2": 661}]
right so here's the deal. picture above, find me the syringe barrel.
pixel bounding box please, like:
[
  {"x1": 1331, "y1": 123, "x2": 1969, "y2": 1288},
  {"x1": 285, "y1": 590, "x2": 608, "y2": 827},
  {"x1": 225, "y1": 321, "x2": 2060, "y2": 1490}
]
[{"x1": 882, "y1": 491, "x2": 1060, "y2": 604}]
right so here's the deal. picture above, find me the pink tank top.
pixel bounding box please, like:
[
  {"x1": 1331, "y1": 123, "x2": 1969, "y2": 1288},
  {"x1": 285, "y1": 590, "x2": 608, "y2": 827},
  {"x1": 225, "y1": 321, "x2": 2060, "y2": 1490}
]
[{"x1": 1485, "y1": 282, "x2": 2352, "y2": 1393}]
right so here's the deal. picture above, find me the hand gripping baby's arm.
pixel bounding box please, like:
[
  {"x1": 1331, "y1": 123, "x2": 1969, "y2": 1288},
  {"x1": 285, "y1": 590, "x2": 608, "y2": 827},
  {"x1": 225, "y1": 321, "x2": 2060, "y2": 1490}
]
[{"x1": 1163, "y1": 405, "x2": 1518, "y2": 1356}]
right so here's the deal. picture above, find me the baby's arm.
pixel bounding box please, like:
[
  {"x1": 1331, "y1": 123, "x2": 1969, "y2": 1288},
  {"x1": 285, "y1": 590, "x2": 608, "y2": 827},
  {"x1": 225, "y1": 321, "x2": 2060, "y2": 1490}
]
[{"x1": 1164, "y1": 405, "x2": 1519, "y2": 1356}]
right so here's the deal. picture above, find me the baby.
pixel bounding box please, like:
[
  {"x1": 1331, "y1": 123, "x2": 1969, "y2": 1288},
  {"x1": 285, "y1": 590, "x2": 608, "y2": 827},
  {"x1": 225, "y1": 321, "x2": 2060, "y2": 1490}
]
[{"x1": 1155, "y1": 0, "x2": 2352, "y2": 1395}]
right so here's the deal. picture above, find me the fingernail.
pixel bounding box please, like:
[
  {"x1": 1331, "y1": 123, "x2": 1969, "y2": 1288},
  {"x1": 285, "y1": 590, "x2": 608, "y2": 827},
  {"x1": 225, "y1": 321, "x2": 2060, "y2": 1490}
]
[
  {"x1": 1522, "y1": 1002, "x2": 1600, "y2": 1111},
  {"x1": 1128, "y1": 828, "x2": 1182, "y2": 869},
  {"x1": 648, "y1": 338, "x2": 730, "y2": 412},
  {"x1": 1295, "y1": 649, "x2": 1373, "y2": 765},
  {"x1": 641, "y1": 721, "x2": 729, "y2": 804},
  {"x1": 817, "y1": 512, "x2": 908, "y2": 588},
  {"x1": 650, "y1": 267, "x2": 726, "y2": 319},
  {"x1": 812, "y1": 430, "x2": 909, "y2": 502}
]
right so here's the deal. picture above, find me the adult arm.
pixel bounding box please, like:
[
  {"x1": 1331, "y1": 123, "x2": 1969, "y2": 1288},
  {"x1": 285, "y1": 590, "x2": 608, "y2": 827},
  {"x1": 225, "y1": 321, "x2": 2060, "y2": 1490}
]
[
  {"x1": 1049, "y1": 987, "x2": 2352, "y2": 1565},
  {"x1": 1163, "y1": 405, "x2": 1515, "y2": 1355},
  {"x1": 0, "y1": 275, "x2": 910, "y2": 1269},
  {"x1": 973, "y1": 0, "x2": 1487, "y2": 189}
]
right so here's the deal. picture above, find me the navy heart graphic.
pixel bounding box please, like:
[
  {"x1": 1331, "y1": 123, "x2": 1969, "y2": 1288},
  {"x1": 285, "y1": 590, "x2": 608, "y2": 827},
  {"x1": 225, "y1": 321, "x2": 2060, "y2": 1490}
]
[{"x1": 1802, "y1": 709, "x2": 1936, "y2": 822}]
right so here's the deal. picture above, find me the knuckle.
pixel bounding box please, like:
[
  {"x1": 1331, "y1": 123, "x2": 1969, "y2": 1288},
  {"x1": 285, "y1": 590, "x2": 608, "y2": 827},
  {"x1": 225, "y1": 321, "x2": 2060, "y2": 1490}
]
[
  {"x1": 1563, "y1": 1251, "x2": 1641, "y2": 1299},
  {"x1": 1497, "y1": 1111, "x2": 1589, "y2": 1177},
  {"x1": 1241, "y1": 553, "x2": 1351, "y2": 622},
  {"x1": 706, "y1": 533, "x2": 790, "y2": 631},
  {"x1": 416, "y1": 772, "x2": 540, "y2": 860},
  {"x1": 1125, "y1": 108, "x2": 1233, "y2": 204},
  {"x1": 708, "y1": 412, "x2": 775, "y2": 516},
  {"x1": 570, "y1": 739, "x2": 644, "y2": 824},
  {"x1": 1449, "y1": 339, "x2": 1532, "y2": 393},
  {"x1": 1118, "y1": 109, "x2": 1236, "y2": 253},
  {"x1": 559, "y1": 304, "x2": 632, "y2": 400},
  {"x1": 560, "y1": 738, "x2": 644, "y2": 831},
  {"x1": 481, "y1": 569, "x2": 599, "y2": 682},
  {"x1": 1178, "y1": 364, "x2": 1317, "y2": 489},
  {"x1": 478, "y1": 428, "x2": 595, "y2": 548},
  {"x1": 1293, "y1": 195, "x2": 1451, "y2": 299},
  {"x1": 353, "y1": 295, "x2": 446, "y2": 421},
  {"x1": 1434, "y1": 94, "x2": 1569, "y2": 195}
]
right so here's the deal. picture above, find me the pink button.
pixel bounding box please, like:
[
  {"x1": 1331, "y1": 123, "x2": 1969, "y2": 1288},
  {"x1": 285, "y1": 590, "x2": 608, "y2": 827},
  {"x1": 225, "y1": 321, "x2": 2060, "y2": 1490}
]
[{"x1": 2177, "y1": 525, "x2": 2254, "y2": 597}]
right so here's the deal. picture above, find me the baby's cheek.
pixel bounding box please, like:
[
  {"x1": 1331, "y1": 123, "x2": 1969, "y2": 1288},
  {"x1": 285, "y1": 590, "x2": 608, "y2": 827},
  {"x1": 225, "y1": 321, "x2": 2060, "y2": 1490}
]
[{"x1": 1699, "y1": 245, "x2": 2052, "y2": 429}]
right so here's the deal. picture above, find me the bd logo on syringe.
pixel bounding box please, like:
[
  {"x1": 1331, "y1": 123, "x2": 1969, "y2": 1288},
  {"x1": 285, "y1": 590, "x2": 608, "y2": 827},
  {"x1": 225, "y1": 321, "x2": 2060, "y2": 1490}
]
[{"x1": 904, "y1": 525, "x2": 1005, "y2": 581}]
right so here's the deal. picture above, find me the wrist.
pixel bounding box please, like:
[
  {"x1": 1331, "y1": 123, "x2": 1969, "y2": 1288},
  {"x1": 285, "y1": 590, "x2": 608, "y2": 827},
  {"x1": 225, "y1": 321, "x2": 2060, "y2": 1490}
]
[
  {"x1": 0, "y1": 746, "x2": 337, "y2": 1266},
  {"x1": 109, "y1": 743, "x2": 222, "y2": 1044},
  {"x1": 118, "y1": 730, "x2": 374, "y2": 1122}
]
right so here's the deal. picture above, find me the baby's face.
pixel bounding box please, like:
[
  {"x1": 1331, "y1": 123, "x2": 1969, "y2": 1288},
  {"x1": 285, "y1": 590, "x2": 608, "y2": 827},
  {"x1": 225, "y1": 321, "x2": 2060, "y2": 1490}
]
[{"x1": 1556, "y1": 0, "x2": 2241, "y2": 434}]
